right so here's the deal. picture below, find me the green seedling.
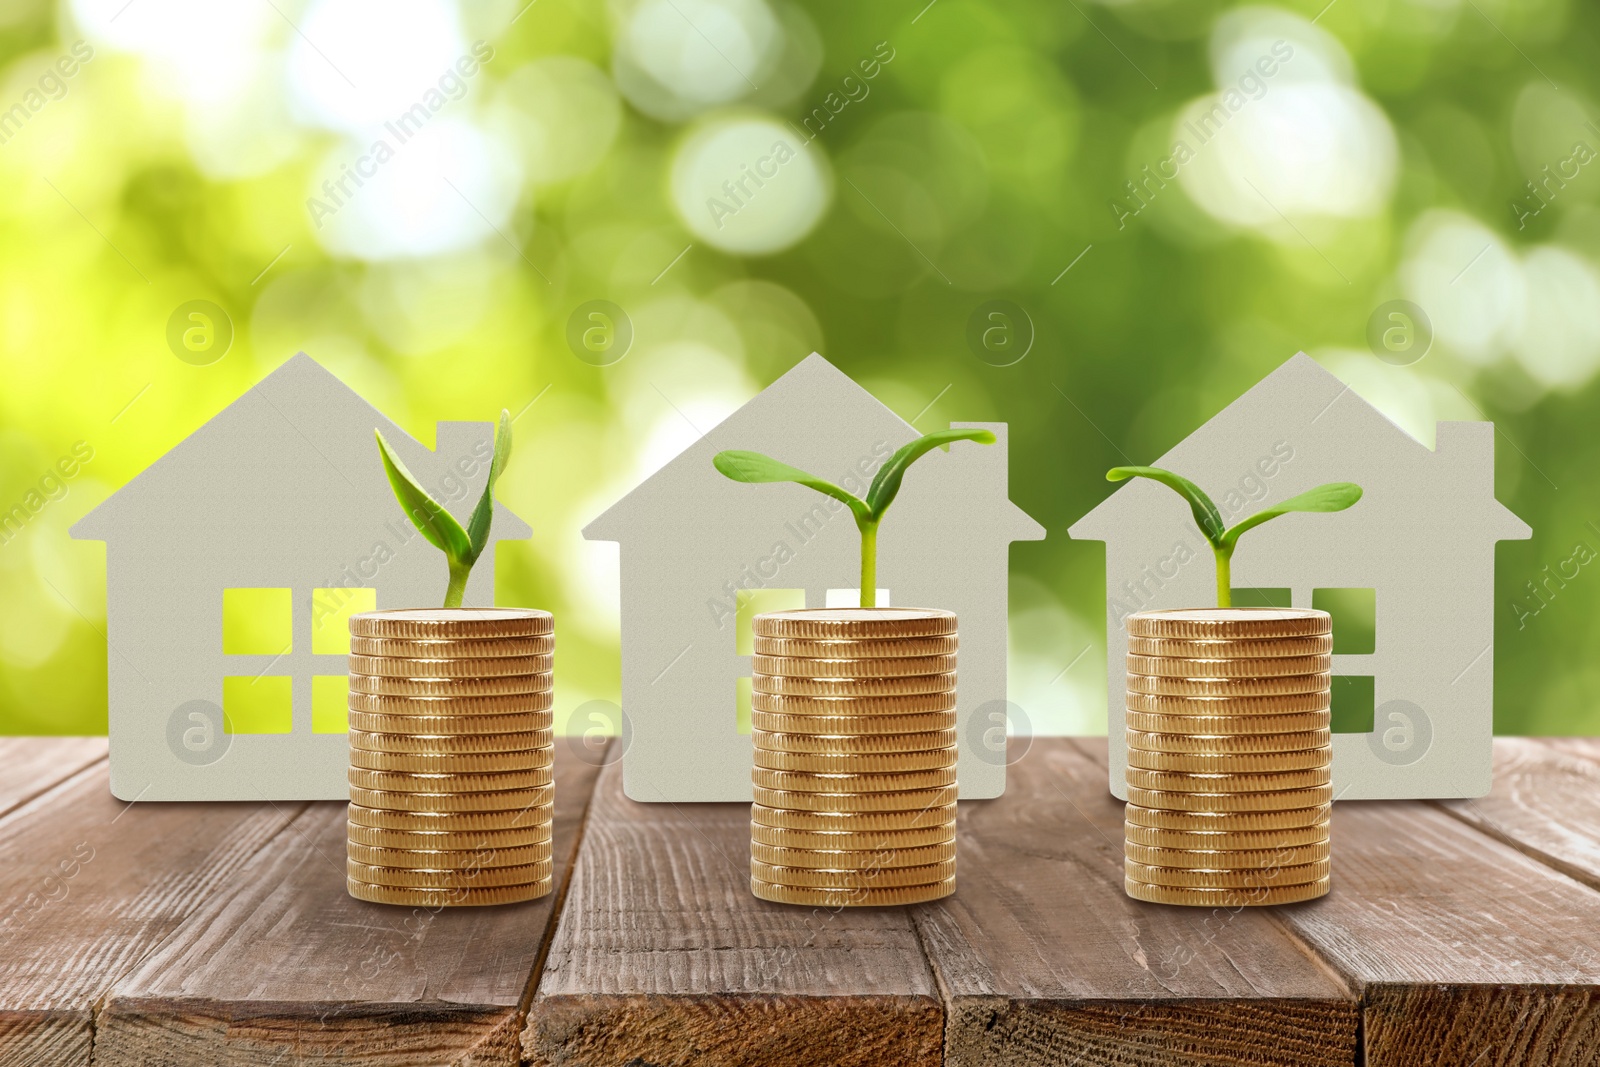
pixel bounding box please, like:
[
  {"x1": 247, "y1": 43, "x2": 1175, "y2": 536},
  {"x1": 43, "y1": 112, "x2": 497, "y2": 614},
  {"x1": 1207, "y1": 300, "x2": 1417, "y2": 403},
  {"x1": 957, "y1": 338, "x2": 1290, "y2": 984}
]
[
  {"x1": 1106, "y1": 465, "x2": 1363, "y2": 608},
  {"x1": 714, "y1": 429, "x2": 996, "y2": 608},
  {"x1": 377, "y1": 410, "x2": 513, "y2": 609}
]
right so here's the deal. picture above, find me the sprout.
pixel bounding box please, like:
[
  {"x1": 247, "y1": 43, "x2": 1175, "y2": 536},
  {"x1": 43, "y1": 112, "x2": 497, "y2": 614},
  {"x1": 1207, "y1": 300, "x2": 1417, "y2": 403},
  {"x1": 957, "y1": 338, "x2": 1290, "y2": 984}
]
[
  {"x1": 714, "y1": 429, "x2": 997, "y2": 608},
  {"x1": 1106, "y1": 465, "x2": 1363, "y2": 608},
  {"x1": 376, "y1": 410, "x2": 513, "y2": 608}
]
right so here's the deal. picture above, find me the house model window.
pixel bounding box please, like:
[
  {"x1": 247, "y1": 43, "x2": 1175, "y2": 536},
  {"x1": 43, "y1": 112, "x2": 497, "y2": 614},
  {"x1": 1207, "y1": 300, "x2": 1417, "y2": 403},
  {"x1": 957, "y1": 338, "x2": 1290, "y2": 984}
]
[{"x1": 221, "y1": 586, "x2": 374, "y2": 735}]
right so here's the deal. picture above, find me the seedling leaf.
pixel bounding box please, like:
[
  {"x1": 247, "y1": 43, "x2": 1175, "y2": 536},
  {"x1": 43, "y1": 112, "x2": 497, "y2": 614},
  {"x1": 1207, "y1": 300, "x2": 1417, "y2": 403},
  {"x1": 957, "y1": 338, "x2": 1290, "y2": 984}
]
[
  {"x1": 866, "y1": 429, "x2": 997, "y2": 516},
  {"x1": 713, "y1": 450, "x2": 873, "y2": 524},
  {"x1": 1106, "y1": 465, "x2": 1225, "y2": 545},
  {"x1": 376, "y1": 429, "x2": 472, "y2": 564},
  {"x1": 1219, "y1": 482, "x2": 1363, "y2": 552},
  {"x1": 466, "y1": 409, "x2": 513, "y2": 563}
]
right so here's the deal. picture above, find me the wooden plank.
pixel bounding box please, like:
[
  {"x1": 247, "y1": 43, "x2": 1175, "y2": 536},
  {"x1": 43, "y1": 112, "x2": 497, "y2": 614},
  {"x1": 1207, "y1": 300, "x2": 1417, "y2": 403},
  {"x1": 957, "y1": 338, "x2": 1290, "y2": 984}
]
[
  {"x1": 1268, "y1": 767, "x2": 1600, "y2": 1066},
  {"x1": 912, "y1": 737, "x2": 1356, "y2": 1067},
  {"x1": 0, "y1": 737, "x2": 105, "y2": 820},
  {"x1": 0, "y1": 759, "x2": 302, "y2": 1066},
  {"x1": 1432, "y1": 738, "x2": 1600, "y2": 893},
  {"x1": 525, "y1": 759, "x2": 944, "y2": 1067},
  {"x1": 96, "y1": 741, "x2": 608, "y2": 1067}
]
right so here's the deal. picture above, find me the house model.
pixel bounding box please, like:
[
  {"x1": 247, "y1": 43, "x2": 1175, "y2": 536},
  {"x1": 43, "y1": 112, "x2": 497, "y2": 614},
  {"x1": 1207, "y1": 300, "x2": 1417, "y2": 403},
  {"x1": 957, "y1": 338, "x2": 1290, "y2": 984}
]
[
  {"x1": 71, "y1": 353, "x2": 530, "y2": 801},
  {"x1": 585, "y1": 354, "x2": 1044, "y2": 802},
  {"x1": 1070, "y1": 353, "x2": 1530, "y2": 801}
]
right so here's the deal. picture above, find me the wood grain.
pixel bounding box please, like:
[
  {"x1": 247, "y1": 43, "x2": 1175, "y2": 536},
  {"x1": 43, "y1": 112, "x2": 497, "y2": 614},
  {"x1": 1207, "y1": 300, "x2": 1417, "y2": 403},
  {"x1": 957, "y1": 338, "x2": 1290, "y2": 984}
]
[
  {"x1": 1274, "y1": 789, "x2": 1600, "y2": 1066},
  {"x1": 525, "y1": 759, "x2": 944, "y2": 1067},
  {"x1": 0, "y1": 737, "x2": 105, "y2": 820},
  {"x1": 95, "y1": 741, "x2": 608, "y2": 1067},
  {"x1": 0, "y1": 760, "x2": 302, "y2": 1066},
  {"x1": 918, "y1": 737, "x2": 1356, "y2": 1067}
]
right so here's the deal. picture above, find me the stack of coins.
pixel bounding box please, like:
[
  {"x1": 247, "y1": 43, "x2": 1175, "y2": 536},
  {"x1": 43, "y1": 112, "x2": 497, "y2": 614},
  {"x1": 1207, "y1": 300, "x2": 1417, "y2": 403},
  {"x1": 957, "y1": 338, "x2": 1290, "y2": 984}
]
[
  {"x1": 345, "y1": 608, "x2": 555, "y2": 907},
  {"x1": 1122, "y1": 608, "x2": 1333, "y2": 907},
  {"x1": 749, "y1": 607, "x2": 960, "y2": 907}
]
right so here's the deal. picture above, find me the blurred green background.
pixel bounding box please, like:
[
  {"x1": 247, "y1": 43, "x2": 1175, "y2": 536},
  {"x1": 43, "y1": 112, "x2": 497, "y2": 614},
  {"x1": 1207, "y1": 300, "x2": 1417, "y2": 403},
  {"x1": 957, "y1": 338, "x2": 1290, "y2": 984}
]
[{"x1": 0, "y1": 0, "x2": 1593, "y2": 738}]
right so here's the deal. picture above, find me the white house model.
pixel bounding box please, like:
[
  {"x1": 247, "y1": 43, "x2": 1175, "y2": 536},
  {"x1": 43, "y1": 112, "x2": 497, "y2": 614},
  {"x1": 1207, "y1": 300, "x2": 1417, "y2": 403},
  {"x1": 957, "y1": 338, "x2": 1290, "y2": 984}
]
[
  {"x1": 71, "y1": 353, "x2": 529, "y2": 801},
  {"x1": 1070, "y1": 353, "x2": 1530, "y2": 801},
  {"x1": 585, "y1": 354, "x2": 1044, "y2": 802}
]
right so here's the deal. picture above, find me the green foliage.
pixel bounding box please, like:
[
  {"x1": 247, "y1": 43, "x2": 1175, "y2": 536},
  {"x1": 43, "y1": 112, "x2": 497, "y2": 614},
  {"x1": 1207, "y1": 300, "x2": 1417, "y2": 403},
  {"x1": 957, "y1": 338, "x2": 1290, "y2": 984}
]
[
  {"x1": 377, "y1": 410, "x2": 513, "y2": 608},
  {"x1": 1106, "y1": 466, "x2": 1362, "y2": 608},
  {"x1": 715, "y1": 429, "x2": 996, "y2": 607}
]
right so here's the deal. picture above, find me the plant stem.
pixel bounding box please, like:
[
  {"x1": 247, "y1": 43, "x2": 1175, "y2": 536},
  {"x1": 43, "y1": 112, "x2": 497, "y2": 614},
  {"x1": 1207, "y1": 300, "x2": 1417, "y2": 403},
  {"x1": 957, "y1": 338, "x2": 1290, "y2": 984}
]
[
  {"x1": 859, "y1": 521, "x2": 878, "y2": 608},
  {"x1": 1214, "y1": 546, "x2": 1232, "y2": 609},
  {"x1": 444, "y1": 561, "x2": 472, "y2": 609}
]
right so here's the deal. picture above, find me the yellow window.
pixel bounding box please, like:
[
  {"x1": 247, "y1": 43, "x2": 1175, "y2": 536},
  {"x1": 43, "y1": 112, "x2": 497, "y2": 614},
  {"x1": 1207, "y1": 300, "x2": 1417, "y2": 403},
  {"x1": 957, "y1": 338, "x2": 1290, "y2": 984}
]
[
  {"x1": 312, "y1": 587, "x2": 376, "y2": 655},
  {"x1": 735, "y1": 588, "x2": 806, "y2": 655},
  {"x1": 222, "y1": 588, "x2": 292, "y2": 655},
  {"x1": 223, "y1": 675, "x2": 293, "y2": 733},
  {"x1": 312, "y1": 675, "x2": 350, "y2": 734}
]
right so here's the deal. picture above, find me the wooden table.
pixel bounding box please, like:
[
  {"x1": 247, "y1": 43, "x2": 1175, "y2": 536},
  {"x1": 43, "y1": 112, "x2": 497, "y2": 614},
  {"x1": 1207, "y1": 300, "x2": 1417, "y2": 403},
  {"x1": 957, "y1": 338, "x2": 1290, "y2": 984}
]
[{"x1": 4, "y1": 736, "x2": 1600, "y2": 1066}]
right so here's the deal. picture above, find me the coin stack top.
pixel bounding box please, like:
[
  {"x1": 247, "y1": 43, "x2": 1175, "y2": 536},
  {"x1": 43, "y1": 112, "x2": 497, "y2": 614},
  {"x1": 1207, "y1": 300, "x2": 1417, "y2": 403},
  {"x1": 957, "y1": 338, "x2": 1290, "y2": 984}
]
[
  {"x1": 345, "y1": 608, "x2": 555, "y2": 908},
  {"x1": 1123, "y1": 607, "x2": 1333, "y2": 908},
  {"x1": 749, "y1": 607, "x2": 959, "y2": 907}
]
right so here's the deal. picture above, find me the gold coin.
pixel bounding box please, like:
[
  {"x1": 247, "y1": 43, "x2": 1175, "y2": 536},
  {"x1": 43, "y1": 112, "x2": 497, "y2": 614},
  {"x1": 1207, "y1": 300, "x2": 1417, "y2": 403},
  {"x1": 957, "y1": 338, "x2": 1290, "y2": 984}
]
[
  {"x1": 753, "y1": 747, "x2": 958, "y2": 774},
  {"x1": 751, "y1": 857, "x2": 956, "y2": 889},
  {"x1": 754, "y1": 653, "x2": 959, "y2": 679},
  {"x1": 350, "y1": 747, "x2": 553, "y2": 773},
  {"x1": 752, "y1": 607, "x2": 957, "y2": 640},
  {"x1": 752, "y1": 840, "x2": 957, "y2": 870},
  {"x1": 750, "y1": 821, "x2": 956, "y2": 851},
  {"x1": 754, "y1": 672, "x2": 957, "y2": 698},
  {"x1": 1126, "y1": 653, "x2": 1332, "y2": 679},
  {"x1": 1123, "y1": 803, "x2": 1329, "y2": 834},
  {"x1": 347, "y1": 821, "x2": 551, "y2": 851},
  {"x1": 1125, "y1": 728, "x2": 1331, "y2": 754},
  {"x1": 349, "y1": 672, "x2": 553, "y2": 697},
  {"x1": 348, "y1": 727, "x2": 553, "y2": 754},
  {"x1": 1124, "y1": 766, "x2": 1332, "y2": 794},
  {"x1": 348, "y1": 840, "x2": 554, "y2": 869},
  {"x1": 752, "y1": 728, "x2": 958, "y2": 755},
  {"x1": 750, "y1": 690, "x2": 957, "y2": 717},
  {"x1": 348, "y1": 710, "x2": 552, "y2": 736},
  {"x1": 1125, "y1": 711, "x2": 1328, "y2": 736},
  {"x1": 1126, "y1": 673, "x2": 1329, "y2": 698},
  {"x1": 751, "y1": 711, "x2": 956, "y2": 736},
  {"x1": 347, "y1": 877, "x2": 552, "y2": 906},
  {"x1": 752, "y1": 802, "x2": 957, "y2": 833},
  {"x1": 349, "y1": 653, "x2": 554, "y2": 679},
  {"x1": 751, "y1": 876, "x2": 955, "y2": 907},
  {"x1": 752, "y1": 635, "x2": 959, "y2": 659},
  {"x1": 1125, "y1": 609, "x2": 1329, "y2": 640},
  {"x1": 1123, "y1": 822, "x2": 1328, "y2": 851},
  {"x1": 349, "y1": 634, "x2": 555, "y2": 659},
  {"x1": 1127, "y1": 635, "x2": 1333, "y2": 659},
  {"x1": 348, "y1": 784, "x2": 554, "y2": 813},
  {"x1": 1124, "y1": 876, "x2": 1329, "y2": 907},
  {"x1": 348, "y1": 802, "x2": 552, "y2": 834},
  {"x1": 1126, "y1": 747, "x2": 1331, "y2": 774},
  {"x1": 1124, "y1": 840, "x2": 1330, "y2": 870},
  {"x1": 1125, "y1": 858, "x2": 1329, "y2": 889},
  {"x1": 347, "y1": 858, "x2": 553, "y2": 890},
  {"x1": 348, "y1": 766, "x2": 554, "y2": 794},
  {"x1": 1124, "y1": 784, "x2": 1335, "y2": 813},
  {"x1": 752, "y1": 784, "x2": 958, "y2": 812},
  {"x1": 349, "y1": 608, "x2": 553, "y2": 640},
  {"x1": 751, "y1": 767, "x2": 958, "y2": 794},
  {"x1": 1125, "y1": 691, "x2": 1329, "y2": 717},
  {"x1": 347, "y1": 691, "x2": 554, "y2": 716}
]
